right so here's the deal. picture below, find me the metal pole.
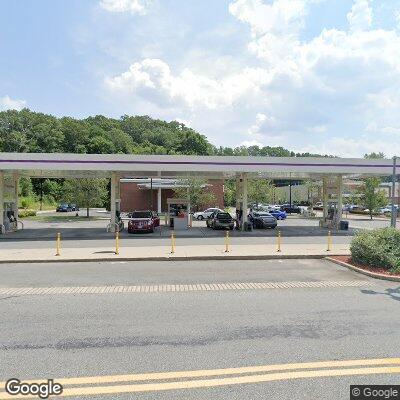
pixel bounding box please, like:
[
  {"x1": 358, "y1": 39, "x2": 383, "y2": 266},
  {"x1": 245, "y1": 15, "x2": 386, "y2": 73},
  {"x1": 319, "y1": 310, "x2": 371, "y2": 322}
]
[
  {"x1": 391, "y1": 156, "x2": 397, "y2": 228},
  {"x1": 327, "y1": 230, "x2": 332, "y2": 252},
  {"x1": 277, "y1": 230, "x2": 281, "y2": 252},
  {"x1": 171, "y1": 231, "x2": 175, "y2": 254},
  {"x1": 225, "y1": 230, "x2": 229, "y2": 253},
  {"x1": 115, "y1": 231, "x2": 119, "y2": 255},
  {"x1": 56, "y1": 232, "x2": 61, "y2": 256}
]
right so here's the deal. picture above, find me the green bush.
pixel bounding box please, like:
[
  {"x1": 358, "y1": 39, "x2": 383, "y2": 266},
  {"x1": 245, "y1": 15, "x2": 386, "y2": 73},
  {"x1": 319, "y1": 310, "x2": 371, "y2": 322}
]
[
  {"x1": 20, "y1": 196, "x2": 35, "y2": 209},
  {"x1": 350, "y1": 228, "x2": 400, "y2": 273},
  {"x1": 18, "y1": 209, "x2": 37, "y2": 218}
]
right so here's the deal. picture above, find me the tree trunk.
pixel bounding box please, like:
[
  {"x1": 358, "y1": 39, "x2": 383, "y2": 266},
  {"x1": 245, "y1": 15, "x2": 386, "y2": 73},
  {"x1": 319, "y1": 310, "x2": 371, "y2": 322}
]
[
  {"x1": 370, "y1": 210, "x2": 373, "y2": 220},
  {"x1": 86, "y1": 207, "x2": 89, "y2": 218}
]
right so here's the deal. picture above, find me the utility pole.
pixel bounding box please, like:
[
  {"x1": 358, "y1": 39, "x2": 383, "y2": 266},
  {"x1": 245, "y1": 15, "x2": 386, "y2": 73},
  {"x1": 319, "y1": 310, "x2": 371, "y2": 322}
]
[{"x1": 391, "y1": 156, "x2": 397, "y2": 228}]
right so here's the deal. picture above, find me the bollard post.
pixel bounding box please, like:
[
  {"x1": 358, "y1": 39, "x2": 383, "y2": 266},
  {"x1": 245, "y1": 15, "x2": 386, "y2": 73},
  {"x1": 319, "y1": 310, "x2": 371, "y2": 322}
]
[
  {"x1": 171, "y1": 231, "x2": 175, "y2": 254},
  {"x1": 225, "y1": 230, "x2": 230, "y2": 253},
  {"x1": 55, "y1": 232, "x2": 61, "y2": 256},
  {"x1": 327, "y1": 230, "x2": 332, "y2": 252},
  {"x1": 277, "y1": 230, "x2": 281, "y2": 252},
  {"x1": 115, "y1": 231, "x2": 119, "y2": 255}
]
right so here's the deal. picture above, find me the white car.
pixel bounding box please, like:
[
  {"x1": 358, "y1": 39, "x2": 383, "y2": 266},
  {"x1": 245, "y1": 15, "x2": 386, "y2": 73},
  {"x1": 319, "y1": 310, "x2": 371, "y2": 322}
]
[{"x1": 193, "y1": 208, "x2": 224, "y2": 220}]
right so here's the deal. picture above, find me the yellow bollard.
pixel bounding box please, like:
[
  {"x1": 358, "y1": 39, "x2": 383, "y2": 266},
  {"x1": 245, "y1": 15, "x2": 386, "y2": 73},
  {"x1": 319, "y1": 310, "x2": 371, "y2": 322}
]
[
  {"x1": 115, "y1": 231, "x2": 119, "y2": 255},
  {"x1": 171, "y1": 231, "x2": 175, "y2": 254},
  {"x1": 55, "y1": 232, "x2": 61, "y2": 256},
  {"x1": 327, "y1": 230, "x2": 332, "y2": 252},
  {"x1": 277, "y1": 230, "x2": 282, "y2": 252},
  {"x1": 225, "y1": 230, "x2": 230, "y2": 253}
]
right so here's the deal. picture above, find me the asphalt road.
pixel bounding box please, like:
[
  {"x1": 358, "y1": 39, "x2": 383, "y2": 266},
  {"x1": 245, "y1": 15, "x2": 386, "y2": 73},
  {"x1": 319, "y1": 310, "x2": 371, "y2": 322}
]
[{"x1": 0, "y1": 259, "x2": 399, "y2": 399}]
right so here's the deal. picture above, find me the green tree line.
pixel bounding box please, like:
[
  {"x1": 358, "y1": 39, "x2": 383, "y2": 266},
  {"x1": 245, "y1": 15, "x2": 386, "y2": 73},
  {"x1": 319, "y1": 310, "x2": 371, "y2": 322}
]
[{"x1": 0, "y1": 109, "x2": 330, "y2": 209}]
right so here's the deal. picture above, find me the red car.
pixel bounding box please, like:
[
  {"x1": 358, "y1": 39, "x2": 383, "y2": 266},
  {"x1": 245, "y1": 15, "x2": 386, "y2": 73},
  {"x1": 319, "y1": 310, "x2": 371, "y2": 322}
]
[{"x1": 127, "y1": 211, "x2": 160, "y2": 233}]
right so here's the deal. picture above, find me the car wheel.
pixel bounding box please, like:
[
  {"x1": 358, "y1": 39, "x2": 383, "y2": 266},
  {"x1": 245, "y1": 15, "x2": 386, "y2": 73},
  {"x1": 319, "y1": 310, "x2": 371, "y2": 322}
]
[{"x1": 198, "y1": 215, "x2": 204, "y2": 220}]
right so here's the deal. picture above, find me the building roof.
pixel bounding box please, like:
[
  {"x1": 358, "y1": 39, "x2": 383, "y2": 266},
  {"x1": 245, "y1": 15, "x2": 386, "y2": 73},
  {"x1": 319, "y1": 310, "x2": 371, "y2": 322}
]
[{"x1": 0, "y1": 152, "x2": 396, "y2": 179}]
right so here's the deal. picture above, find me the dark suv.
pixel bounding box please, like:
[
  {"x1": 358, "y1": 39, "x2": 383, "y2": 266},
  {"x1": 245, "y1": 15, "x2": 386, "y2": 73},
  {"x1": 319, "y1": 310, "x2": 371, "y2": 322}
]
[
  {"x1": 280, "y1": 204, "x2": 301, "y2": 214},
  {"x1": 208, "y1": 212, "x2": 234, "y2": 230}
]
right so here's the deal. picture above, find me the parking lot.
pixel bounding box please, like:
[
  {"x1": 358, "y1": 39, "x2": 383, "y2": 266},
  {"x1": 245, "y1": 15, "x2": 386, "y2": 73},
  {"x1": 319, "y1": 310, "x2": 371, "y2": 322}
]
[{"x1": 0, "y1": 208, "x2": 394, "y2": 251}]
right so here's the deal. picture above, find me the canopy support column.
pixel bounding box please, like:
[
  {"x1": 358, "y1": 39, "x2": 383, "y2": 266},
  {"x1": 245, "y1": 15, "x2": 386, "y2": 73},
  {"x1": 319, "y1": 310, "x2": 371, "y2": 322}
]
[
  {"x1": 336, "y1": 175, "x2": 343, "y2": 229},
  {"x1": 0, "y1": 172, "x2": 4, "y2": 233},
  {"x1": 157, "y1": 187, "x2": 162, "y2": 214},
  {"x1": 110, "y1": 172, "x2": 120, "y2": 233},
  {"x1": 391, "y1": 156, "x2": 397, "y2": 228},
  {"x1": 13, "y1": 173, "x2": 19, "y2": 229},
  {"x1": 242, "y1": 173, "x2": 248, "y2": 231},
  {"x1": 322, "y1": 177, "x2": 328, "y2": 220}
]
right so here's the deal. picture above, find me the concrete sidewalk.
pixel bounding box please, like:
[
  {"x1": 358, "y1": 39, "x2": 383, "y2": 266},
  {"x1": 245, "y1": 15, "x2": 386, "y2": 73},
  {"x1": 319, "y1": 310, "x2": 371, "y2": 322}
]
[{"x1": 0, "y1": 243, "x2": 350, "y2": 263}]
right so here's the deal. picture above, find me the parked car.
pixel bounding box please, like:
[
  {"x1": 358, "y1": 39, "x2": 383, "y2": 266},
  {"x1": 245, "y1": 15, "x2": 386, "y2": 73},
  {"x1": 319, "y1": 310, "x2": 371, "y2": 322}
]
[
  {"x1": 208, "y1": 211, "x2": 235, "y2": 230},
  {"x1": 56, "y1": 203, "x2": 72, "y2": 212},
  {"x1": 193, "y1": 208, "x2": 224, "y2": 220},
  {"x1": 127, "y1": 210, "x2": 160, "y2": 233},
  {"x1": 248, "y1": 212, "x2": 277, "y2": 229},
  {"x1": 268, "y1": 209, "x2": 287, "y2": 220},
  {"x1": 313, "y1": 202, "x2": 323, "y2": 210},
  {"x1": 280, "y1": 204, "x2": 301, "y2": 214},
  {"x1": 69, "y1": 203, "x2": 80, "y2": 211}
]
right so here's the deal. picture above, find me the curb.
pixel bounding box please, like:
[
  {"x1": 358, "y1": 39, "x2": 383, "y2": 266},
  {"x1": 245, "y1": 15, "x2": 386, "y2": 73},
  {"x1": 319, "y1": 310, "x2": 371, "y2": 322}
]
[
  {"x1": 326, "y1": 257, "x2": 400, "y2": 282},
  {"x1": 0, "y1": 253, "x2": 347, "y2": 264}
]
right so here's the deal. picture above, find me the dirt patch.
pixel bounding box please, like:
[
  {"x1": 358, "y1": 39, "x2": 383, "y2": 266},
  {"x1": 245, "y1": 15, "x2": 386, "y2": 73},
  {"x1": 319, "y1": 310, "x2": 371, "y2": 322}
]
[{"x1": 331, "y1": 255, "x2": 400, "y2": 277}]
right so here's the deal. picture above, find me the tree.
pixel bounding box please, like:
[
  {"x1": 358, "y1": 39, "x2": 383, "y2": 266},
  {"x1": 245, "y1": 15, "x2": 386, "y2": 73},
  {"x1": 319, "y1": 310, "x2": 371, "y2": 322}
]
[
  {"x1": 173, "y1": 178, "x2": 217, "y2": 211},
  {"x1": 357, "y1": 177, "x2": 387, "y2": 220},
  {"x1": 248, "y1": 179, "x2": 274, "y2": 207},
  {"x1": 63, "y1": 178, "x2": 108, "y2": 218}
]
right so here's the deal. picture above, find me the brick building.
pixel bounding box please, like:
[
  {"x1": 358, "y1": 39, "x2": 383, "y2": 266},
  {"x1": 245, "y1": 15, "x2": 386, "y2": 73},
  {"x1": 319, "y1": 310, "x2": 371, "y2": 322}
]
[{"x1": 120, "y1": 178, "x2": 224, "y2": 213}]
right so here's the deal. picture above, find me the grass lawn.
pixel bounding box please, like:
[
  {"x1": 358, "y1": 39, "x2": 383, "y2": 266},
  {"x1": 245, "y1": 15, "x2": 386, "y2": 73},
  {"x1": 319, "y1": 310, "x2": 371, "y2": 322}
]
[{"x1": 22, "y1": 215, "x2": 103, "y2": 222}]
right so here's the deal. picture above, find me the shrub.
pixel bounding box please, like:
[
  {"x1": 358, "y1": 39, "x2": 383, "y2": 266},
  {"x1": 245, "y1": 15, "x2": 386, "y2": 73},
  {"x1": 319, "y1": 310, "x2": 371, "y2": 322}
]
[
  {"x1": 350, "y1": 228, "x2": 400, "y2": 273},
  {"x1": 20, "y1": 197, "x2": 35, "y2": 209},
  {"x1": 18, "y1": 209, "x2": 37, "y2": 218}
]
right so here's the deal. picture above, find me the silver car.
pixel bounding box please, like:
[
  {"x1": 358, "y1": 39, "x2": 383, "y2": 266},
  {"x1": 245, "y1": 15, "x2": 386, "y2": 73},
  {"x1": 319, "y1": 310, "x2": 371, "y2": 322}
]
[{"x1": 193, "y1": 208, "x2": 223, "y2": 220}]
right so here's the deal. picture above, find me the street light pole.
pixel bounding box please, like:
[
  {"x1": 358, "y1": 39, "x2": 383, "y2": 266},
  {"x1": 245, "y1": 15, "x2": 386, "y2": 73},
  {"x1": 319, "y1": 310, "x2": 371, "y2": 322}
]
[{"x1": 391, "y1": 156, "x2": 397, "y2": 228}]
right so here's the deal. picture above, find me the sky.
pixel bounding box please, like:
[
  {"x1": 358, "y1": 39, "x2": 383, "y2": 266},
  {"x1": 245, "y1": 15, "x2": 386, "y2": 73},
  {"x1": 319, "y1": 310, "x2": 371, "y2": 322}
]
[{"x1": 1, "y1": 0, "x2": 400, "y2": 157}]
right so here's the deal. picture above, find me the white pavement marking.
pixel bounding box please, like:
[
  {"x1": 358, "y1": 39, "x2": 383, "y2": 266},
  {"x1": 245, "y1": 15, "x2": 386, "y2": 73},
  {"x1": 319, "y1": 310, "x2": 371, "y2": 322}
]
[{"x1": 0, "y1": 280, "x2": 373, "y2": 297}]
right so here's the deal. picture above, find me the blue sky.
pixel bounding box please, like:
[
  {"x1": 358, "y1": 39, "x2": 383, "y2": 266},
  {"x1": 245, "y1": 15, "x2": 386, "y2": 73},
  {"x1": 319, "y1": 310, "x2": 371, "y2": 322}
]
[{"x1": 1, "y1": 0, "x2": 400, "y2": 157}]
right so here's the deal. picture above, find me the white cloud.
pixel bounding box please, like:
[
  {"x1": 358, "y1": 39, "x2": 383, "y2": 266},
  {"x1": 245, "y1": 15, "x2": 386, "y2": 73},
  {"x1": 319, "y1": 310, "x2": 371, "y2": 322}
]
[
  {"x1": 0, "y1": 95, "x2": 26, "y2": 111},
  {"x1": 297, "y1": 136, "x2": 400, "y2": 158},
  {"x1": 347, "y1": 0, "x2": 373, "y2": 31},
  {"x1": 229, "y1": 0, "x2": 307, "y2": 36},
  {"x1": 104, "y1": 0, "x2": 400, "y2": 157},
  {"x1": 99, "y1": 0, "x2": 150, "y2": 15},
  {"x1": 105, "y1": 58, "x2": 269, "y2": 109}
]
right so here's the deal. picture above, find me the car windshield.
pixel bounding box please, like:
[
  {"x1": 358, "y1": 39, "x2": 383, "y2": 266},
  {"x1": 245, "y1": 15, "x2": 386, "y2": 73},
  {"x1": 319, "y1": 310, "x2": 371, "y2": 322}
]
[
  {"x1": 130, "y1": 211, "x2": 152, "y2": 218},
  {"x1": 217, "y1": 212, "x2": 231, "y2": 218},
  {"x1": 60, "y1": 203, "x2": 68, "y2": 207},
  {"x1": 258, "y1": 213, "x2": 272, "y2": 217}
]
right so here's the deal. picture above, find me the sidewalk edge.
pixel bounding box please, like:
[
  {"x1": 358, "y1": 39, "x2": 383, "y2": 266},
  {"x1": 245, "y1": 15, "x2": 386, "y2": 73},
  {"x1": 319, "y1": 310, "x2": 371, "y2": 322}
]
[
  {"x1": 0, "y1": 254, "x2": 346, "y2": 264},
  {"x1": 326, "y1": 257, "x2": 400, "y2": 282}
]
